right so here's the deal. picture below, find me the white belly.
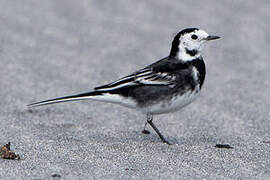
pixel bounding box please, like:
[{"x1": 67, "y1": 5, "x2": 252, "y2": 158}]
[{"x1": 140, "y1": 86, "x2": 201, "y2": 115}]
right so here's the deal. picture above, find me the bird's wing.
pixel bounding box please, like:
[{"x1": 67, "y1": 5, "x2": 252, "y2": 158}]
[{"x1": 94, "y1": 67, "x2": 176, "y2": 91}]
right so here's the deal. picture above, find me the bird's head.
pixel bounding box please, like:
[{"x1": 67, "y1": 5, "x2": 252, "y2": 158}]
[{"x1": 170, "y1": 28, "x2": 220, "y2": 61}]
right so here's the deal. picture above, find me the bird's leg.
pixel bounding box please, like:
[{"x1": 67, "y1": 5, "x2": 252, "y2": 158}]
[
  {"x1": 146, "y1": 113, "x2": 171, "y2": 145},
  {"x1": 142, "y1": 121, "x2": 150, "y2": 134}
]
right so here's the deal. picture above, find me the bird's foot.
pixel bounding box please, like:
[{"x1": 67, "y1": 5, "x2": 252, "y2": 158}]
[{"x1": 142, "y1": 129, "x2": 150, "y2": 134}]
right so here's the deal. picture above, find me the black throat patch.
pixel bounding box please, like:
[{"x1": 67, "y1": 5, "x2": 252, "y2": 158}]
[
  {"x1": 188, "y1": 57, "x2": 206, "y2": 88},
  {"x1": 185, "y1": 48, "x2": 198, "y2": 56}
]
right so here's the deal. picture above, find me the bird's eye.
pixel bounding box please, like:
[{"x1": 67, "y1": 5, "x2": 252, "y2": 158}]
[{"x1": 191, "y1": 34, "x2": 198, "y2": 40}]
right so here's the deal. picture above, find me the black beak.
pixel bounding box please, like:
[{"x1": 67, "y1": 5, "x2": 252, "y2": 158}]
[{"x1": 205, "y1": 35, "x2": 220, "y2": 41}]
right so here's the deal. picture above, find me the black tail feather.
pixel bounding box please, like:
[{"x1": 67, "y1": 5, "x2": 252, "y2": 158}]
[{"x1": 27, "y1": 91, "x2": 102, "y2": 108}]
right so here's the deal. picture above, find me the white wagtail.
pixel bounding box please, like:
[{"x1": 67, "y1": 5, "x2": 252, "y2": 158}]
[{"x1": 28, "y1": 28, "x2": 220, "y2": 144}]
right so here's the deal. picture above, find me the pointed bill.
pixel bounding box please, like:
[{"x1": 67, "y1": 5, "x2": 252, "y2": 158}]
[{"x1": 205, "y1": 35, "x2": 220, "y2": 41}]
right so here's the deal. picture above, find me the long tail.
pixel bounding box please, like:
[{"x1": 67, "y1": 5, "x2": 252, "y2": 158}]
[{"x1": 27, "y1": 91, "x2": 103, "y2": 108}]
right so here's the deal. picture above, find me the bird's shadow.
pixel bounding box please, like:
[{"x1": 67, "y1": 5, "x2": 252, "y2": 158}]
[{"x1": 86, "y1": 129, "x2": 219, "y2": 147}]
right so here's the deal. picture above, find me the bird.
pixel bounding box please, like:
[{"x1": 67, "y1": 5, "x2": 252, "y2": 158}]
[{"x1": 28, "y1": 28, "x2": 220, "y2": 145}]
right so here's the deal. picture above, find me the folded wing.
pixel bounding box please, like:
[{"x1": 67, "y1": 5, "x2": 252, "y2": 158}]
[{"x1": 94, "y1": 68, "x2": 176, "y2": 91}]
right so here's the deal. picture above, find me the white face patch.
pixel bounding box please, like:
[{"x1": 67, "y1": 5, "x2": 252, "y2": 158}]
[{"x1": 177, "y1": 29, "x2": 209, "y2": 62}]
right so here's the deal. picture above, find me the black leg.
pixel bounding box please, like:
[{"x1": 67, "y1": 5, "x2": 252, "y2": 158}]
[{"x1": 146, "y1": 114, "x2": 171, "y2": 145}]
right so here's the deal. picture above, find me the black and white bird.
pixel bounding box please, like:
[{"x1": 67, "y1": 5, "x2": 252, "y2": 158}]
[{"x1": 28, "y1": 28, "x2": 220, "y2": 144}]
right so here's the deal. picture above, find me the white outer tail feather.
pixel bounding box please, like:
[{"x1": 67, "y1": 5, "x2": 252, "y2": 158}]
[{"x1": 28, "y1": 92, "x2": 137, "y2": 109}]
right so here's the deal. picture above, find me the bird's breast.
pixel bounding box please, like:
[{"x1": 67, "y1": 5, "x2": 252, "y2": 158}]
[{"x1": 140, "y1": 85, "x2": 201, "y2": 114}]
